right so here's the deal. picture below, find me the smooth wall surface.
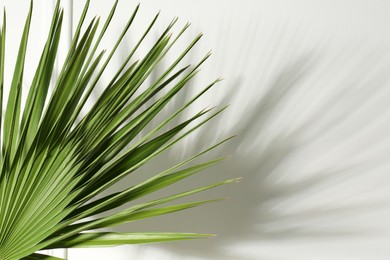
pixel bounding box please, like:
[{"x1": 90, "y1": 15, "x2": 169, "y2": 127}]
[{"x1": 2, "y1": 0, "x2": 390, "y2": 259}]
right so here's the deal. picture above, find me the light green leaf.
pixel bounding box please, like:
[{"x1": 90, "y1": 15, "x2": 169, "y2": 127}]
[
  {"x1": 48, "y1": 232, "x2": 214, "y2": 248},
  {"x1": 0, "y1": 2, "x2": 234, "y2": 259}
]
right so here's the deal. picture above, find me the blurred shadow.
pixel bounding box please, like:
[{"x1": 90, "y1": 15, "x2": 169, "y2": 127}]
[
  {"x1": 99, "y1": 48, "x2": 390, "y2": 259},
  {"x1": 70, "y1": 14, "x2": 390, "y2": 259}
]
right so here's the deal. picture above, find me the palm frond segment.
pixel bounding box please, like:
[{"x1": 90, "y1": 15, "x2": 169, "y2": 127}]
[{"x1": 0, "y1": 1, "x2": 232, "y2": 259}]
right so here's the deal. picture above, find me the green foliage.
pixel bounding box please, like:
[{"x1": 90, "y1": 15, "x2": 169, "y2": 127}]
[{"x1": 0, "y1": 0, "x2": 233, "y2": 259}]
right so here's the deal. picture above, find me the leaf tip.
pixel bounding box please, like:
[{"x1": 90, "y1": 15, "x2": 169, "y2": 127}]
[{"x1": 227, "y1": 177, "x2": 242, "y2": 184}]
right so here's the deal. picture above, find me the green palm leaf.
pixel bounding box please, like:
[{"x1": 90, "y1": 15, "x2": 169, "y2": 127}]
[{"x1": 0, "y1": 0, "x2": 233, "y2": 259}]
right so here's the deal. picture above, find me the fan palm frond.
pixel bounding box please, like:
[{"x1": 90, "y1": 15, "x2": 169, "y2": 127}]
[{"x1": 0, "y1": 1, "x2": 234, "y2": 259}]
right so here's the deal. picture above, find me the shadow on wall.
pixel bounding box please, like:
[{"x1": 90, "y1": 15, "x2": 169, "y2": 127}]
[{"x1": 105, "y1": 44, "x2": 390, "y2": 259}]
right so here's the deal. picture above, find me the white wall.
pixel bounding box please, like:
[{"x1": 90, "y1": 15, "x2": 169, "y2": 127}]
[{"x1": 2, "y1": 0, "x2": 390, "y2": 259}]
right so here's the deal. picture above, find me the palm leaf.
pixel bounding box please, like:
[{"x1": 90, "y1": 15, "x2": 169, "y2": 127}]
[
  {"x1": 46, "y1": 232, "x2": 215, "y2": 249},
  {"x1": 0, "y1": 1, "x2": 233, "y2": 259}
]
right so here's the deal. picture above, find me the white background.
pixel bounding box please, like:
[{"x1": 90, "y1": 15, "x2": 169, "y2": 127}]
[{"x1": 2, "y1": 0, "x2": 390, "y2": 259}]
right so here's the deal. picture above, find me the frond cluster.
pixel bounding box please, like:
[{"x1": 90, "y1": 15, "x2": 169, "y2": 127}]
[{"x1": 0, "y1": 1, "x2": 234, "y2": 259}]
